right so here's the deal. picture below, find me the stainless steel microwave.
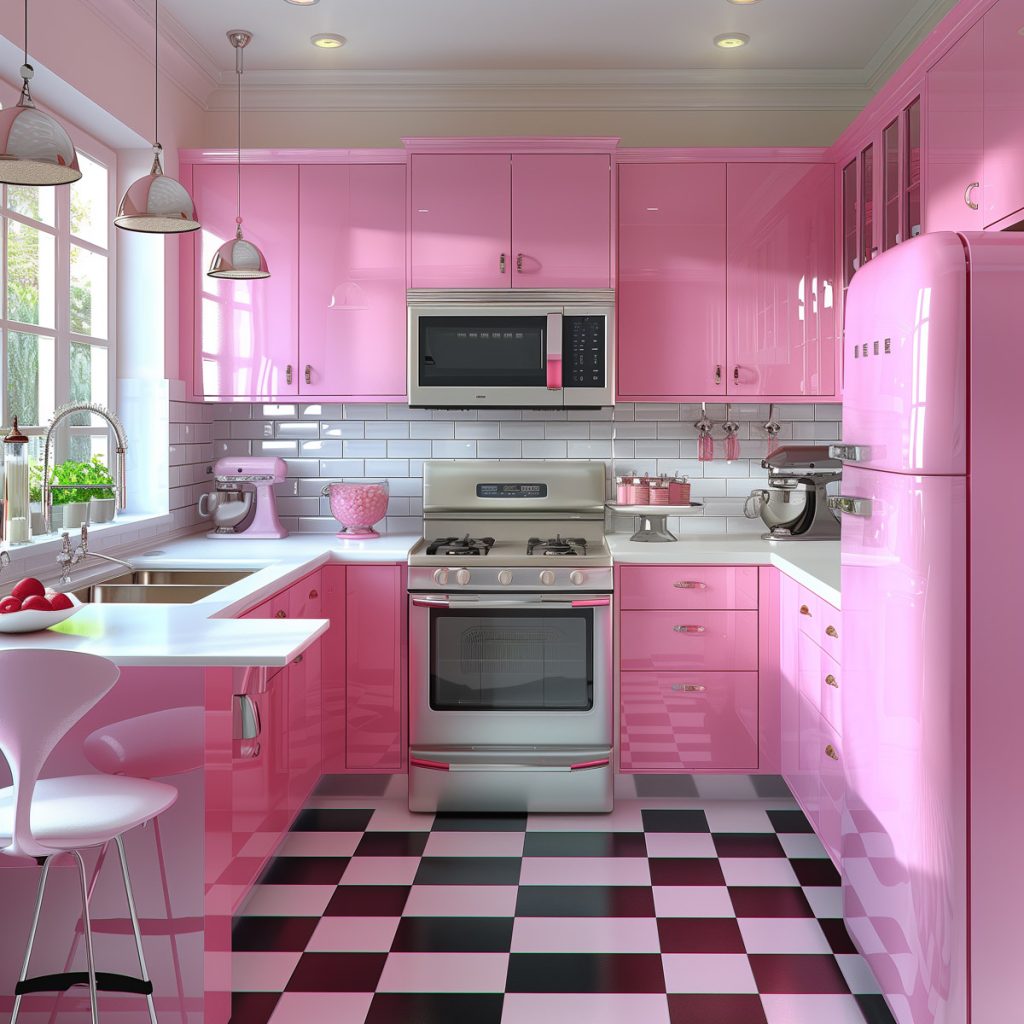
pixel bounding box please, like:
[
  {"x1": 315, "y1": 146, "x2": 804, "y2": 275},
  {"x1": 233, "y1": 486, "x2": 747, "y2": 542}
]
[{"x1": 407, "y1": 289, "x2": 615, "y2": 408}]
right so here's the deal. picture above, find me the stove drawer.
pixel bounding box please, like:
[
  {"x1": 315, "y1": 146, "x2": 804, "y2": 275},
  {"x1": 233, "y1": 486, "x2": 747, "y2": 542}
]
[
  {"x1": 620, "y1": 610, "x2": 758, "y2": 672},
  {"x1": 619, "y1": 565, "x2": 759, "y2": 611}
]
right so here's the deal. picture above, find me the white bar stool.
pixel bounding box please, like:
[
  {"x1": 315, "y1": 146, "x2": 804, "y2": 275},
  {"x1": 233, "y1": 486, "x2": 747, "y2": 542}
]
[{"x1": 0, "y1": 650, "x2": 178, "y2": 1024}]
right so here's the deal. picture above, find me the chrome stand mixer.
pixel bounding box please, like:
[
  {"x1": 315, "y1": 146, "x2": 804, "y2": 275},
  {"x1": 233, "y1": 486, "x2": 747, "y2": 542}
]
[
  {"x1": 744, "y1": 445, "x2": 842, "y2": 542},
  {"x1": 198, "y1": 456, "x2": 289, "y2": 538}
]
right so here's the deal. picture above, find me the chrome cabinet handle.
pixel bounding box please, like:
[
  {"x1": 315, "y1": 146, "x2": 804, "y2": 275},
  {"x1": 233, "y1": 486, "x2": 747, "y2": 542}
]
[
  {"x1": 285, "y1": 364, "x2": 293, "y2": 386},
  {"x1": 733, "y1": 365, "x2": 740, "y2": 384},
  {"x1": 828, "y1": 495, "x2": 873, "y2": 517},
  {"x1": 965, "y1": 182, "x2": 980, "y2": 210},
  {"x1": 304, "y1": 364, "x2": 312, "y2": 385},
  {"x1": 499, "y1": 253, "x2": 506, "y2": 274},
  {"x1": 275, "y1": 609, "x2": 287, "y2": 619},
  {"x1": 825, "y1": 625, "x2": 839, "y2": 639},
  {"x1": 673, "y1": 581, "x2": 708, "y2": 590},
  {"x1": 309, "y1": 588, "x2": 318, "y2": 599},
  {"x1": 234, "y1": 694, "x2": 261, "y2": 741},
  {"x1": 829, "y1": 444, "x2": 870, "y2": 463},
  {"x1": 673, "y1": 624, "x2": 706, "y2": 634},
  {"x1": 714, "y1": 365, "x2": 722, "y2": 385},
  {"x1": 671, "y1": 683, "x2": 707, "y2": 692},
  {"x1": 516, "y1": 253, "x2": 524, "y2": 272},
  {"x1": 825, "y1": 673, "x2": 839, "y2": 689},
  {"x1": 825, "y1": 744, "x2": 839, "y2": 761},
  {"x1": 799, "y1": 604, "x2": 812, "y2": 617}
]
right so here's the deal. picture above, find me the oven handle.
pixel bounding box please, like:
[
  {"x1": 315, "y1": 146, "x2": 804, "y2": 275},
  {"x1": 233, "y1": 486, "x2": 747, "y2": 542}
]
[
  {"x1": 546, "y1": 312, "x2": 563, "y2": 390},
  {"x1": 412, "y1": 596, "x2": 611, "y2": 610},
  {"x1": 410, "y1": 757, "x2": 610, "y2": 773}
]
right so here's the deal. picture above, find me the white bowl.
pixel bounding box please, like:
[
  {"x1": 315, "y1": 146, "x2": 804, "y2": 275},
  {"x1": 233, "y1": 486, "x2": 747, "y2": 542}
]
[{"x1": 0, "y1": 592, "x2": 83, "y2": 634}]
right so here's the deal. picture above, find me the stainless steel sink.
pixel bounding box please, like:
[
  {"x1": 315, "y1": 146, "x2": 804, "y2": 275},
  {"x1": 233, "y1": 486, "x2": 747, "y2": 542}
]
[{"x1": 72, "y1": 569, "x2": 253, "y2": 605}]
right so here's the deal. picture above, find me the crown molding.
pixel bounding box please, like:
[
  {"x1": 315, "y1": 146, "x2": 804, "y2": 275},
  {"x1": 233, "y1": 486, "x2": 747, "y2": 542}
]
[{"x1": 863, "y1": 0, "x2": 960, "y2": 92}]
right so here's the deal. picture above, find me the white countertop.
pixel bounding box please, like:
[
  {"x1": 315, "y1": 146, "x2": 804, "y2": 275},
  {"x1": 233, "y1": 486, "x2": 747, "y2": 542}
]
[{"x1": 608, "y1": 534, "x2": 840, "y2": 608}]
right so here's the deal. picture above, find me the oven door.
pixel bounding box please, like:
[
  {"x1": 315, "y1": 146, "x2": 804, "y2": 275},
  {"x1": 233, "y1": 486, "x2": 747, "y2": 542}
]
[{"x1": 409, "y1": 593, "x2": 612, "y2": 748}]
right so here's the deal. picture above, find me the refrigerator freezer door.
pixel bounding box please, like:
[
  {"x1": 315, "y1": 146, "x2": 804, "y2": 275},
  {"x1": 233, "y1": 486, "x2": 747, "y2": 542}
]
[
  {"x1": 841, "y1": 232, "x2": 967, "y2": 475},
  {"x1": 839, "y1": 465, "x2": 967, "y2": 1024}
]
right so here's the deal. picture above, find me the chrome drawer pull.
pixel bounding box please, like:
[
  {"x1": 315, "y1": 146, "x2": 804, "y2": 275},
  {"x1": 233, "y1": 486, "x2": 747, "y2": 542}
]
[
  {"x1": 673, "y1": 581, "x2": 708, "y2": 590},
  {"x1": 824, "y1": 673, "x2": 839, "y2": 689},
  {"x1": 672, "y1": 683, "x2": 706, "y2": 692},
  {"x1": 275, "y1": 609, "x2": 287, "y2": 619},
  {"x1": 673, "y1": 625, "x2": 706, "y2": 634},
  {"x1": 827, "y1": 495, "x2": 873, "y2": 517},
  {"x1": 825, "y1": 744, "x2": 839, "y2": 761},
  {"x1": 825, "y1": 625, "x2": 839, "y2": 639}
]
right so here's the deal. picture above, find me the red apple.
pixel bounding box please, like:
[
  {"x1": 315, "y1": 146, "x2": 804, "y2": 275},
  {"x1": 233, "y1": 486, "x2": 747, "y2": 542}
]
[
  {"x1": 21, "y1": 594, "x2": 52, "y2": 612},
  {"x1": 11, "y1": 577, "x2": 45, "y2": 602},
  {"x1": 0, "y1": 596, "x2": 22, "y2": 614},
  {"x1": 49, "y1": 593, "x2": 74, "y2": 611}
]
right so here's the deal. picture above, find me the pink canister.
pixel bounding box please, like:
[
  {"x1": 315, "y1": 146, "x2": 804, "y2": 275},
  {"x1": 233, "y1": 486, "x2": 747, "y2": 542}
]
[
  {"x1": 631, "y1": 477, "x2": 650, "y2": 505},
  {"x1": 649, "y1": 482, "x2": 671, "y2": 505},
  {"x1": 669, "y1": 476, "x2": 691, "y2": 505}
]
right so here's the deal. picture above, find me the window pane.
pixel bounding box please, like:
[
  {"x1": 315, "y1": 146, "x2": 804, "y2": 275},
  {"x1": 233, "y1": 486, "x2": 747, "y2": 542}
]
[
  {"x1": 6, "y1": 330, "x2": 55, "y2": 427},
  {"x1": 70, "y1": 246, "x2": 108, "y2": 338},
  {"x1": 69, "y1": 342, "x2": 109, "y2": 461},
  {"x1": 6, "y1": 220, "x2": 56, "y2": 328},
  {"x1": 6, "y1": 185, "x2": 55, "y2": 226},
  {"x1": 71, "y1": 152, "x2": 108, "y2": 247}
]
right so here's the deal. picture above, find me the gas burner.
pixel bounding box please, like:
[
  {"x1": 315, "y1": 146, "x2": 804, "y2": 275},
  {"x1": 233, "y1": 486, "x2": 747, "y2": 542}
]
[
  {"x1": 527, "y1": 535, "x2": 588, "y2": 557},
  {"x1": 425, "y1": 534, "x2": 495, "y2": 557}
]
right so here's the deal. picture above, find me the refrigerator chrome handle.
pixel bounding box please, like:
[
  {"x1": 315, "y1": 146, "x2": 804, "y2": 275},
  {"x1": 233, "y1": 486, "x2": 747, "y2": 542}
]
[
  {"x1": 828, "y1": 495, "x2": 873, "y2": 517},
  {"x1": 829, "y1": 444, "x2": 871, "y2": 462}
]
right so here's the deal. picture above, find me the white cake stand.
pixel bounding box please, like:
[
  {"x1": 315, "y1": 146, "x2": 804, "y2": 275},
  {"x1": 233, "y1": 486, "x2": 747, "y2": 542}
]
[{"x1": 606, "y1": 502, "x2": 704, "y2": 543}]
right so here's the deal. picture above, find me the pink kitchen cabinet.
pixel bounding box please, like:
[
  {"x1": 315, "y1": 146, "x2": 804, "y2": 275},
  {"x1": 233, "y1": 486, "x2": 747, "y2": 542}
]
[
  {"x1": 321, "y1": 565, "x2": 347, "y2": 773},
  {"x1": 346, "y1": 564, "x2": 406, "y2": 770},
  {"x1": 925, "y1": 21, "x2": 985, "y2": 232},
  {"x1": 192, "y1": 163, "x2": 299, "y2": 399},
  {"x1": 616, "y1": 162, "x2": 727, "y2": 400},
  {"x1": 619, "y1": 564, "x2": 758, "y2": 611},
  {"x1": 620, "y1": 610, "x2": 759, "y2": 673},
  {"x1": 727, "y1": 163, "x2": 836, "y2": 397},
  {"x1": 982, "y1": 0, "x2": 1024, "y2": 227},
  {"x1": 288, "y1": 571, "x2": 324, "y2": 810},
  {"x1": 298, "y1": 164, "x2": 407, "y2": 400},
  {"x1": 778, "y1": 573, "x2": 801, "y2": 791}
]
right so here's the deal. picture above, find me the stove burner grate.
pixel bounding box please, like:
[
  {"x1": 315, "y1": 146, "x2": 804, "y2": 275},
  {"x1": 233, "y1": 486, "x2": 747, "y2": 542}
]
[
  {"x1": 425, "y1": 534, "x2": 495, "y2": 557},
  {"x1": 526, "y1": 535, "x2": 588, "y2": 557}
]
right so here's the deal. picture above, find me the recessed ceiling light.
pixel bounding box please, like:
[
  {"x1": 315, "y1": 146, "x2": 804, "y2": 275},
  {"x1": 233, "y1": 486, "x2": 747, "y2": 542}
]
[
  {"x1": 285, "y1": 0, "x2": 319, "y2": 5},
  {"x1": 714, "y1": 32, "x2": 750, "y2": 48},
  {"x1": 311, "y1": 33, "x2": 346, "y2": 49},
  {"x1": 727, "y1": 0, "x2": 761, "y2": 5}
]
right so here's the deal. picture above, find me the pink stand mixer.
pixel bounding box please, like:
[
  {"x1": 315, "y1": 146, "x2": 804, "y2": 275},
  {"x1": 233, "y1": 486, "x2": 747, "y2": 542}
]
[{"x1": 199, "y1": 456, "x2": 289, "y2": 539}]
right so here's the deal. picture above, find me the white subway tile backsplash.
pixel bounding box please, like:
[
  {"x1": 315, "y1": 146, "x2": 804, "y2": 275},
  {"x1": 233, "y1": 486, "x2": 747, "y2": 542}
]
[
  {"x1": 522, "y1": 440, "x2": 568, "y2": 459},
  {"x1": 343, "y1": 440, "x2": 388, "y2": 458},
  {"x1": 499, "y1": 422, "x2": 546, "y2": 439},
  {"x1": 410, "y1": 421, "x2": 456, "y2": 439},
  {"x1": 365, "y1": 420, "x2": 411, "y2": 439},
  {"x1": 477, "y1": 441, "x2": 523, "y2": 459},
  {"x1": 432, "y1": 440, "x2": 478, "y2": 459},
  {"x1": 387, "y1": 440, "x2": 433, "y2": 459},
  {"x1": 276, "y1": 421, "x2": 320, "y2": 439},
  {"x1": 318, "y1": 459, "x2": 365, "y2": 477},
  {"x1": 455, "y1": 422, "x2": 501, "y2": 439}
]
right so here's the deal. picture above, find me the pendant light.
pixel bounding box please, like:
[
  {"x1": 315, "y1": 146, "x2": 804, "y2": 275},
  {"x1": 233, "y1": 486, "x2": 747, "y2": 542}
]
[
  {"x1": 208, "y1": 30, "x2": 269, "y2": 280},
  {"x1": 0, "y1": 0, "x2": 80, "y2": 185},
  {"x1": 114, "y1": 0, "x2": 198, "y2": 232}
]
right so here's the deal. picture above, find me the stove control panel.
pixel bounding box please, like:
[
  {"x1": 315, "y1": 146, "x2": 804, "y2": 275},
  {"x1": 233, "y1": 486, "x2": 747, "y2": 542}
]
[
  {"x1": 570, "y1": 570, "x2": 586, "y2": 586},
  {"x1": 409, "y1": 564, "x2": 614, "y2": 593},
  {"x1": 497, "y1": 570, "x2": 514, "y2": 586},
  {"x1": 455, "y1": 569, "x2": 472, "y2": 586},
  {"x1": 433, "y1": 569, "x2": 449, "y2": 586},
  {"x1": 539, "y1": 570, "x2": 556, "y2": 586}
]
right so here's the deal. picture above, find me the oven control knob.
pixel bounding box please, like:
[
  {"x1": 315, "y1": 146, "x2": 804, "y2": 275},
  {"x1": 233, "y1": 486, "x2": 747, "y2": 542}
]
[
  {"x1": 498, "y1": 570, "x2": 514, "y2": 586},
  {"x1": 433, "y1": 569, "x2": 449, "y2": 586},
  {"x1": 570, "y1": 570, "x2": 586, "y2": 586},
  {"x1": 455, "y1": 569, "x2": 471, "y2": 586},
  {"x1": 539, "y1": 570, "x2": 556, "y2": 587}
]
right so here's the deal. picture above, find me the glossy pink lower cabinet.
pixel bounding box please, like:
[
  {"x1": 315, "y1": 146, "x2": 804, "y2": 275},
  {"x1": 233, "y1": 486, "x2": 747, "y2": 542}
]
[
  {"x1": 727, "y1": 163, "x2": 836, "y2": 397},
  {"x1": 511, "y1": 153, "x2": 611, "y2": 288},
  {"x1": 925, "y1": 20, "x2": 985, "y2": 232},
  {"x1": 620, "y1": 610, "x2": 758, "y2": 672},
  {"x1": 983, "y1": 0, "x2": 1024, "y2": 226},
  {"x1": 288, "y1": 571, "x2": 324, "y2": 810},
  {"x1": 778, "y1": 573, "x2": 802, "y2": 788},
  {"x1": 618, "y1": 564, "x2": 758, "y2": 611},
  {"x1": 817, "y1": 716, "x2": 843, "y2": 865},
  {"x1": 620, "y1": 671, "x2": 757, "y2": 771},
  {"x1": 322, "y1": 565, "x2": 347, "y2": 773},
  {"x1": 617, "y1": 162, "x2": 727, "y2": 400},
  {"x1": 346, "y1": 564, "x2": 406, "y2": 770},
  {"x1": 796, "y1": 695, "x2": 822, "y2": 834},
  {"x1": 298, "y1": 164, "x2": 407, "y2": 399},
  {"x1": 192, "y1": 164, "x2": 299, "y2": 398}
]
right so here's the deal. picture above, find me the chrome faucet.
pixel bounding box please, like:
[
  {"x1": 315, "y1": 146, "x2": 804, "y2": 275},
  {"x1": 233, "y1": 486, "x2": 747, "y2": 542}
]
[
  {"x1": 42, "y1": 402, "x2": 127, "y2": 533},
  {"x1": 56, "y1": 525, "x2": 134, "y2": 586}
]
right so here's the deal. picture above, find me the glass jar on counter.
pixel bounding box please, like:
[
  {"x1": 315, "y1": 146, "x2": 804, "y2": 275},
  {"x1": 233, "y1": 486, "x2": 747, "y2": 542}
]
[{"x1": 3, "y1": 418, "x2": 30, "y2": 544}]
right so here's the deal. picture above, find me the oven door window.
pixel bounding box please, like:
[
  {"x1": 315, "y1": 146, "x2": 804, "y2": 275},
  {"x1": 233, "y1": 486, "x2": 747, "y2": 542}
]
[
  {"x1": 430, "y1": 608, "x2": 593, "y2": 711},
  {"x1": 418, "y1": 316, "x2": 547, "y2": 388}
]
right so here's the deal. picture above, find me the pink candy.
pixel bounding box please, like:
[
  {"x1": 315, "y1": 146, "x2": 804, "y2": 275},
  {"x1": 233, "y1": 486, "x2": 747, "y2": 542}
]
[{"x1": 326, "y1": 481, "x2": 389, "y2": 537}]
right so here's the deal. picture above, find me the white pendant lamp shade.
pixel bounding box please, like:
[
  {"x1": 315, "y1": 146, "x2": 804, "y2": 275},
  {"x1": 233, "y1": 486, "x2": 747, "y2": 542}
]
[
  {"x1": 115, "y1": 1, "x2": 198, "y2": 234},
  {"x1": 208, "y1": 30, "x2": 269, "y2": 279}
]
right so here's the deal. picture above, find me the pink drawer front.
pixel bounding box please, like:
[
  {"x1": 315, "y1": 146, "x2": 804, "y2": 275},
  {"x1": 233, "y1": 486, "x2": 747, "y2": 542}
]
[
  {"x1": 796, "y1": 585, "x2": 841, "y2": 662},
  {"x1": 818, "y1": 648, "x2": 841, "y2": 736},
  {"x1": 818, "y1": 715, "x2": 843, "y2": 867},
  {"x1": 620, "y1": 671, "x2": 758, "y2": 772},
  {"x1": 620, "y1": 610, "x2": 758, "y2": 672},
  {"x1": 619, "y1": 565, "x2": 759, "y2": 611},
  {"x1": 798, "y1": 632, "x2": 822, "y2": 714}
]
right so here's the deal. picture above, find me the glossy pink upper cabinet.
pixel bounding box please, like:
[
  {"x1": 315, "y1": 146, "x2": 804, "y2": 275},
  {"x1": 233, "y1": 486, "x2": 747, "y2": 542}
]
[
  {"x1": 410, "y1": 154, "x2": 511, "y2": 288},
  {"x1": 727, "y1": 163, "x2": 836, "y2": 397},
  {"x1": 511, "y1": 154, "x2": 611, "y2": 288},
  {"x1": 925, "y1": 21, "x2": 985, "y2": 232},
  {"x1": 983, "y1": 0, "x2": 1024, "y2": 227},
  {"x1": 617, "y1": 163, "x2": 726, "y2": 400},
  {"x1": 194, "y1": 164, "x2": 298, "y2": 399},
  {"x1": 299, "y1": 164, "x2": 407, "y2": 400},
  {"x1": 346, "y1": 564, "x2": 405, "y2": 771}
]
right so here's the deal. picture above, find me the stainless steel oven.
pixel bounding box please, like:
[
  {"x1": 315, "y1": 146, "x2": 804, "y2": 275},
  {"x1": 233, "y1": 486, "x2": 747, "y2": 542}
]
[{"x1": 407, "y1": 289, "x2": 614, "y2": 408}]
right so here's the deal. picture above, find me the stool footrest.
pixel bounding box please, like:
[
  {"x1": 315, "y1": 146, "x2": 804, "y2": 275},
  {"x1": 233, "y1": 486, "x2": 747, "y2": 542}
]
[{"x1": 15, "y1": 971, "x2": 154, "y2": 996}]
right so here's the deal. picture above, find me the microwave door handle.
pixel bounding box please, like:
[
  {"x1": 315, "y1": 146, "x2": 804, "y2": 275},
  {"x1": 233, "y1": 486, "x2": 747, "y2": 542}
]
[{"x1": 546, "y1": 312, "x2": 563, "y2": 390}]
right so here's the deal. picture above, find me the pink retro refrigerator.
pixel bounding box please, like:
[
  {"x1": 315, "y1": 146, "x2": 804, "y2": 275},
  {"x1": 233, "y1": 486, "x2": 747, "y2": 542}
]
[{"x1": 833, "y1": 231, "x2": 1024, "y2": 1024}]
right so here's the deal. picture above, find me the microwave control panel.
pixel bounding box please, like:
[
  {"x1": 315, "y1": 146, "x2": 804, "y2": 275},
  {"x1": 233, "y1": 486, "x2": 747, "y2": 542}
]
[{"x1": 563, "y1": 316, "x2": 606, "y2": 388}]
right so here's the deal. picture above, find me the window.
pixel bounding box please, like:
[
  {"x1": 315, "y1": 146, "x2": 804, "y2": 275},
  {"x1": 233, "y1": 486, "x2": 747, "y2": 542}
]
[{"x1": 1, "y1": 125, "x2": 115, "y2": 468}]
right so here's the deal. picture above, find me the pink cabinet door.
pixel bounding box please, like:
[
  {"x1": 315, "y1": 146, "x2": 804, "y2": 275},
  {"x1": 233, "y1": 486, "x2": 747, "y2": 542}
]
[
  {"x1": 818, "y1": 716, "x2": 843, "y2": 866},
  {"x1": 620, "y1": 671, "x2": 758, "y2": 772},
  {"x1": 795, "y1": 694, "x2": 821, "y2": 831},
  {"x1": 925, "y1": 21, "x2": 985, "y2": 232},
  {"x1": 193, "y1": 163, "x2": 299, "y2": 398},
  {"x1": 346, "y1": 564, "x2": 405, "y2": 770},
  {"x1": 727, "y1": 164, "x2": 836, "y2": 397},
  {"x1": 617, "y1": 163, "x2": 726, "y2": 400},
  {"x1": 983, "y1": 0, "x2": 1024, "y2": 226},
  {"x1": 511, "y1": 154, "x2": 611, "y2": 288},
  {"x1": 298, "y1": 164, "x2": 407, "y2": 400},
  {"x1": 618, "y1": 564, "x2": 758, "y2": 611},
  {"x1": 620, "y1": 610, "x2": 758, "y2": 672},
  {"x1": 409, "y1": 154, "x2": 511, "y2": 288},
  {"x1": 778, "y1": 573, "x2": 802, "y2": 791},
  {"x1": 288, "y1": 572, "x2": 323, "y2": 808},
  {"x1": 321, "y1": 565, "x2": 346, "y2": 773}
]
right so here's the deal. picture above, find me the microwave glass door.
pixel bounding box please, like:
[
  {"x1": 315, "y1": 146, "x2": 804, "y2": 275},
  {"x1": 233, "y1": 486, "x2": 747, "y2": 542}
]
[
  {"x1": 418, "y1": 315, "x2": 548, "y2": 388},
  {"x1": 429, "y1": 607, "x2": 593, "y2": 711}
]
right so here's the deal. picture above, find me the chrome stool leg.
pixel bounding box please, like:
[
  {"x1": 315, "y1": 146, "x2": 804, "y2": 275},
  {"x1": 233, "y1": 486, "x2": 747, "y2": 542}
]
[
  {"x1": 11, "y1": 855, "x2": 54, "y2": 1024},
  {"x1": 114, "y1": 835, "x2": 159, "y2": 1024},
  {"x1": 72, "y1": 849, "x2": 100, "y2": 1024}
]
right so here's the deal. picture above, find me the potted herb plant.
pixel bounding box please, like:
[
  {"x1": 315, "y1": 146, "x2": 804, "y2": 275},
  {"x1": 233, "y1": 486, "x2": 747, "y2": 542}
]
[
  {"x1": 83, "y1": 456, "x2": 116, "y2": 523},
  {"x1": 49, "y1": 460, "x2": 91, "y2": 529}
]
